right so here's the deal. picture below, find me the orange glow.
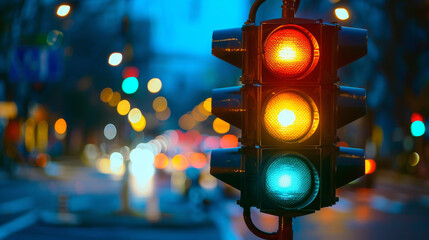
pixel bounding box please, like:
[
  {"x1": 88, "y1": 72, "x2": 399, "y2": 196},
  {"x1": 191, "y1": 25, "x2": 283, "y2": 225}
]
[
  {"x1": 154, "y1": 153, "x2": 169, "y2": 169},
  {"x1": 153, "y1": 96, "x2": 168, "y2": 112},
  {"x1": 263, "y1": 91, "x2": 318, "y2": 142},
  {"x1": 172, "y1": 154, "x2": 189, "y2": 171},
  {"x1": 213, "y1": 118, "x2": 230, "y2": 134},
  {"x1": 190, "y1": 153, "x2": 207, "y2": 169},
  {"x1": 203, "y1": 98, "x2": 212, "y2": 113},
  {"x1": 117, "y1": 100, "x2": 131, "y2": 115},
  {"x1": 179, "y1": 114, "x2": 195, "y2": 130},
  {"x1": 336, "y1": 141, "x2": 349, "y2": 148},
  {"x1": 220, "y1": 134, "x2": 239, "y2": 148},
  {"x1": 100, "y1": 88, "x2": 113, "y2": 102},
  {"x1": 36, "y1": 153, "x2": 48, "y2": 167},
  {"x1": 264, "y1": 25, "x2": 319, "y2": 79},
  {"x1": 54, "y1": 118, "x2": 67, "y2": 135},
  {"x1": 365, "y1": 159, "x2": 376, "y2": 174},
  {"x1": 108, "y1": 92, "x2": 121, "y2": 107}
]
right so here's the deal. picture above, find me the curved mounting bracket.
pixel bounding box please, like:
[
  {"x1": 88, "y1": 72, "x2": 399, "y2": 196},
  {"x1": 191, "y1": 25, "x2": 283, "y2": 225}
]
[
  {"x1": 245, "y1": 0, "x2": 301, "y2": 25},
  {"x1": 242, "y1": 206, "x2": 293, "y2": 240}
]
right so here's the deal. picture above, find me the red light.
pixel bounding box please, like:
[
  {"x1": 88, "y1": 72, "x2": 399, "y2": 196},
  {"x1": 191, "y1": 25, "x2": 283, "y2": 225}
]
[
  {"x1": 264, "y1": 25, "x2": 319, "y2": 79},
  {"x1": 365, "y1": 159, "x2": 376, "y2": 175},
  {"x1": 220, "y1": 134, "x2": 239, "y2": 148},
  {"x1": 411, "y1": 113, "x2": 424, "y2": 123},
  {"x1": 122, "y1": 66, "x2": 139, "y2": 79}
]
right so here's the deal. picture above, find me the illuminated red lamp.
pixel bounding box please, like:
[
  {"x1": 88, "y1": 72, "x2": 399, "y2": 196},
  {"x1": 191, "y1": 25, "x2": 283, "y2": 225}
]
[
  {"x1": 122, "y1": 66, "x2": 139, "y2": 79},
  {"x1": 220, "y1": 134, "x2": 239, "y2": 148},
  {"x1": 365, "y1": 159, "x2": 376, "y2": 175},
  {"x1": 264, "y1": 25, "x2": 319, "y2": 79},
  {"x1": 411, "y1": 113, "x2": 424, "y2": 123}
]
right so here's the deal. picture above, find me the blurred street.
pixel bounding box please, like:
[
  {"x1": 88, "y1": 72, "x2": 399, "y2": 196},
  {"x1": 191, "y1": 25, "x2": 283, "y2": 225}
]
[{"x1": 0, "y1": 158, "x2": 428, "y2": 240}]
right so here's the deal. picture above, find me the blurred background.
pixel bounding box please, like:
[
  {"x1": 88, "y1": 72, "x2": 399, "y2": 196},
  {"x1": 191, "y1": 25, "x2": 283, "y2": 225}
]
[{"x1": 0, "y1": 0, "x2": 428, "y2": 239}]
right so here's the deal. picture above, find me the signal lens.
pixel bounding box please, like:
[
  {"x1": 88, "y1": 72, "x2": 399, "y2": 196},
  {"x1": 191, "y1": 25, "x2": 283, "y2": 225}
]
[
  {"x1": 263, "y1": 91, "x2": 319, "y2": 142},
  {"x1": 264, "y1": 25, "x2": 319, "y2": 79},
  {"x1": 265, "y1": 154, "x2": 319, "y2": 209}
]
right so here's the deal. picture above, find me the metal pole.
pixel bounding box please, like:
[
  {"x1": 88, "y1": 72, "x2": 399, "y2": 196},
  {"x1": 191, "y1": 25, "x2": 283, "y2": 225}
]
[
  {"x1": 277, "y1": 216, "x2": 293, "y2": 240},
  {"x1": 282, "y1": 0, "x2": 296, "y2": 19}
]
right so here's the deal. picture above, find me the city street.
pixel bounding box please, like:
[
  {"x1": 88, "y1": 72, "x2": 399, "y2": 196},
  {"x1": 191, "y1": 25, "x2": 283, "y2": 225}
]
[{"x1": 1, "y1": 160, "x2": 428, "y2": 240}]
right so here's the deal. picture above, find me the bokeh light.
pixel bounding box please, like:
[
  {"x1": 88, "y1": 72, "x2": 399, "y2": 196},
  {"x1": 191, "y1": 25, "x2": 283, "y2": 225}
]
[
  {"x1": 153, "y1": 96, "x2": 168, "y2": 112},
  {"x1": 108, "y1": 52, "x2": 123, "y2": 66},
  {"x1": 411, "y1": 121, "x2": 425, "y2": 137},
  {"x1": 213, "y1": 118, "x2": 230, "y2": 134},
  {"x1": 203, "y1": 98, "x2": 212, "y2": 113},
  {"x1": 190, "y1": 153, "x2": 207, "y2": 169},
  {"x1": 147, "y1": 78, "x2": 162, "y2": 93},
  {"x1": 110, "y1": 152, "x2": 124, "y2": 171},
  {"x1": 220, "y1": 134, "x2": 239, "y2": 148},
  {"x1": 100, "y1": 88, "x2": 113, "y2": 102},
  {"x1": 117, "y1": 100, "x2": 131, "y2": 115},
  {"x1": 131, "y1": 115, "x2": 146, "y2": 132},
  {"x1": 409, "y1": 152, "x2": 420, "y2": 167},
  {"x1": 104, "y1": 123, "x2": 117, "y2": 140},
  {"x1": 154, "y1": 153, "x2": 169, "y2": 169},
  {"x1": 36, "y1": 153, "x2": 48, "y2": 167},
  {"x1": 122, "y1": 77, "x2": 139, "y2": 94},
  {"x1": 365, "y1": 159, "x2": 376, "y2": 175},
  {"x1": 179, "y1": 114, "x2": 196, "y2": 130},
  {"x1": 108, "y1": 92, "x2": 121, "y2": 107},
  {"x1": 122, "y1": 66, "x2": 139, "y2": 79},
  {"x1": 156, "y1": 107, "x2": 171, "y2": 121},
  {"x1": 128, "y1": 108, "x2": 142, "y2": 124},
  {"x1": 46, "y1": 30, "x2": 63, "y2": 47},
  {"x1": 411, "y1": 113, "x2": 424, "y2": 123},
  {"x1": 172, "y1": 154, "x2": 189, "y2": 171},
  {"x1": 54, "y1": 118, "x2": 67, "y2": 135},
  {"x1": 335, "y1": 8, "x2": 350, "y2": 20},
  {"x1": 56, "y1": 4, "x2": 71, "y2": 17}
]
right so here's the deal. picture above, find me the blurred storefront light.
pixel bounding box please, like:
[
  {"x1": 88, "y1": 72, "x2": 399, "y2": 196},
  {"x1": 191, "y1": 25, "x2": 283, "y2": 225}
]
[
  {"x1": 54, "y1": 118, "x2": 67, "y2": 135},
  {"x1": 335, "y1": 8, "x2": 349, "y2": 20},
  {"x1": 108, "y1": 52, "x2": 123, "y2": 66},
  {"x1": 117, "y1": 100, "x2": 131, "y2": 115},
  {"x1": 104, "y1": 123, "x2": 117, "y2": 140},
  {"x1": 152, "y1": 96, "x2": 168, "y2": 112},
  {"x1": 213, "y1": 117, "x2": 230, "y2": 134},
  {"x1": 147, "y1": 78, "x2": 162, "y2": 93},
  {"x1": 108, "y1": 92, "x2": 121, "y2": 107},
  {"x1": 56, "y1": 4, "x2": 71, "y2": 17}
]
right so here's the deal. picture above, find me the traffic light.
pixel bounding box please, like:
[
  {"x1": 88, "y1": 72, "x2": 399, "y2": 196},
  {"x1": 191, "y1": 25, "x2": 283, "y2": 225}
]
[{"x1": 210, "y1": 4, "x2": 367, "y2": 218}]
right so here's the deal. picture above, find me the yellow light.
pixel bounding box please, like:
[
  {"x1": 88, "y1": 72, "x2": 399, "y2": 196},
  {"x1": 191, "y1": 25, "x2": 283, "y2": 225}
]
[
  {"x1": 203, "y1": 98, "x2": 212, "y2": 113},
  {"x1": 108, "y1": 92, "x2": 121, "y2": 107},
  {"x1": 365, "y1": 159, "x2": 376, "y2": 174},
  {"x1": 148, "y1": 78, "x2": 162, "y2": 93},
  {"x1": 263, "y1": 91, "x2": 318, "y2": 142},
  {"x1": 117, "y1": 100, "x2": 131, "y2": 115},
  {"x1": 213, "y1": 118, "x2": 230, "y2": 134},
  {"x1": 179, "y1": 114, "x2": 195, "y2": 130},
  {"x1": 156, "y1": 107, "x2": 171, "y2": 121},
  {"x1": 108, "y1": 52, "x2": 123, "y2": 66},
  {"x1": 409, "y1": 152, "x2": 420, "y2": 167},
  {"x1": 152, "y1": 96, "x2": 168, "y2": 112},
  {"x1": 128, "y1": 108, "x2": 142, "y2": 123},
  {"x1": 131, "y1": 115, "x2": 146, "y2": 132},
  {"x1": 54, "y1": 118, "x2": 67, "y2": 135},
  {"x1": 335, "y1": 8, "x2": 350, "y2": 20},
  {"x1": 172, "y1": 154, "x2": 189, "y2": 171},
  {"x1": 100, "y1": 88, "x2": 113, "y2": 103},
  {"x1": 56, "y1": 4, "x2": 70, "y2": 17},
  {"x1": 0, "y1": 102, "x2": 18, "y2": 119}
]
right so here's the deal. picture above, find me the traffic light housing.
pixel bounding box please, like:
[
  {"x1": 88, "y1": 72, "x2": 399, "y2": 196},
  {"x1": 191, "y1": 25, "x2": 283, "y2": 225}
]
[{"x1": 211, "y1": 15, "x2": 367, "y2": 216}]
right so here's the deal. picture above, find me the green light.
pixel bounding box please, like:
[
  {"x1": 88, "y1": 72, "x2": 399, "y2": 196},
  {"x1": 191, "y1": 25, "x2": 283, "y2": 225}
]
[
  {"x1": 265, "y1": 154, "x2": 319, "y2": 210},
  {"x1": 122, "y1": 77, "x2": 139, "y2": 94},
  {"x1": 411, "y1": 121, "x2": 425, "y2": 137}
]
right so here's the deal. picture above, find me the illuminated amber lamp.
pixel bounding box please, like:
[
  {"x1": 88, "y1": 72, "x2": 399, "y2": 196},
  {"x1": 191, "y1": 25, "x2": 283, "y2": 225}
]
[{"x1": 263, "y1": 90, "x2": 319, "y2": 142}]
